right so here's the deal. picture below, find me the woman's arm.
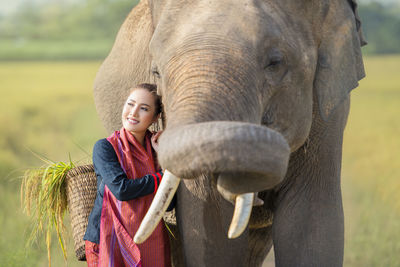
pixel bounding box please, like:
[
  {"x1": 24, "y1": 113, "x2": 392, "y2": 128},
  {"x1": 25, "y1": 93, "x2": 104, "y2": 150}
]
[{"x1": 93, "y1": 139, "x2": 162, "y2": 201}]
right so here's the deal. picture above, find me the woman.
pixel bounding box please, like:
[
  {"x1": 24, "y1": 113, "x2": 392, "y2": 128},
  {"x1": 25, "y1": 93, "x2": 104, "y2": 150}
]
[{"x1": 83, "y1": 83, "x2": 171, "y2": 267}]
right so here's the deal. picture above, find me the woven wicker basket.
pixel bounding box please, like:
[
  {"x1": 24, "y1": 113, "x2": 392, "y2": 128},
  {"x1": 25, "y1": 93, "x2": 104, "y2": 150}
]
[{"x1": 66, "y1": 164, "x2": 97, "y2": 261}]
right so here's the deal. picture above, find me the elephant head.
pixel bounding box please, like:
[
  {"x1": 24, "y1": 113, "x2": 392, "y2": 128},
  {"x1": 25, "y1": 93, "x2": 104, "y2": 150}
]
[{"x1": 93, "y1": 0, "x2": 365, "y2": 266}]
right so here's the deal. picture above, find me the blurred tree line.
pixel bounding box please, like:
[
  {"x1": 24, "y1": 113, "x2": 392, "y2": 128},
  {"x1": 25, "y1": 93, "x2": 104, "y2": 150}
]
[
  {"x1": 0, "y1": 0, "x2": 399, "y2": 59},
  {"x1": 0, "y1": 0, "x2": 139, "y2": 60},
  {"x1": 0, "y1": 0, "x2": 138, "y2": 41},
  {"x1": 359, "y1": 1, "x2": 400, "y2": 54}
]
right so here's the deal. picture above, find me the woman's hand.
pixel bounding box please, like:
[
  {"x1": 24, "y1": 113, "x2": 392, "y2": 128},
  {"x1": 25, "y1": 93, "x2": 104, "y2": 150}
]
[{"x1": 151, "y1": 131, "x2": 163, "y2": 153}]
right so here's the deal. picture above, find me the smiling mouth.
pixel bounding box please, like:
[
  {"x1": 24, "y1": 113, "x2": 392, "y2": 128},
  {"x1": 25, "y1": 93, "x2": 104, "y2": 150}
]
[{"x1": 127, "y1": 118, "x2": 139, "y2": 124}]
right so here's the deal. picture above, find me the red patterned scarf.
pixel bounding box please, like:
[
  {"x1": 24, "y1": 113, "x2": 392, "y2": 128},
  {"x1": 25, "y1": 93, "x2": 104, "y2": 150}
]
[{"x1": 99, "y1": 128, "x2": 170, "y2": 267}]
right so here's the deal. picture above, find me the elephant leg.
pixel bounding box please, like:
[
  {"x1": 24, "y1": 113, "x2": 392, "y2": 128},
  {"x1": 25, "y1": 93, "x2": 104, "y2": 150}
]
[
  {"x1": 272, "y1": 97, "x2": 350, "y2": 267},
  {"x1": 247, "y1": 226, "x2": 273, "y2": 266},
  {"x1": 166, "y1": 221, "x2": 184, "y2": 267},
  {"x1": 246, "y1": 189, "x2": 275, "y2": 266},
  {"x1": 176, "y1": 178, "x2": 249, "y2": 267}
]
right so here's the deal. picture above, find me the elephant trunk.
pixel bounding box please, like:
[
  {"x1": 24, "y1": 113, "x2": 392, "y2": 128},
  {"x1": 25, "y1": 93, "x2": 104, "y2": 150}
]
[
  {"x1": 158, "y1": 121, "x2": 290, "y2": 194},
  {"x1": 161, "y1": 40, "x2": 262, "y2": 128}
]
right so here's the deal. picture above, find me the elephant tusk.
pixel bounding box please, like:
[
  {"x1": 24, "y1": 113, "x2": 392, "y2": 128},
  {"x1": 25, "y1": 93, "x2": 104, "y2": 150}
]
[
  {"x1": 227, "y1": 193, "x2": 254, "y2": 239},
  {"x1": 134, "y1": 170, "x2": 180, "y2": 244}
]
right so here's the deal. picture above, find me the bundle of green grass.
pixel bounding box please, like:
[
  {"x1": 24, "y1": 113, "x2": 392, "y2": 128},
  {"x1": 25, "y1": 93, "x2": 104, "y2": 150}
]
[{"x1": 21, "y1": 155, "x2": 75, "y2": 266}]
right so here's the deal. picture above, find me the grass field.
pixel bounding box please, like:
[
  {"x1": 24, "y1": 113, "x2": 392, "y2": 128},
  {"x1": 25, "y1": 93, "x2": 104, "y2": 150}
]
[
  {"x1": 0, "y1": 40, "x2": 113, "y2": 61},
  {"x1": 0, "y1": 61, "x2": 106, "y2": 267},
  {"x1": 342, "y1": 55, "x2": 400, "y2": 266},
  {"x1": 0, "y1": 56, "x2": 399, "y2": 266}
]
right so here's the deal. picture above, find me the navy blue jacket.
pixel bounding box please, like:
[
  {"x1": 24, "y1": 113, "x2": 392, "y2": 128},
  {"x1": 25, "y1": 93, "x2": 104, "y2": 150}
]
[{"x1": 83, "y1": 138, "x2": 174, "y2": 244}]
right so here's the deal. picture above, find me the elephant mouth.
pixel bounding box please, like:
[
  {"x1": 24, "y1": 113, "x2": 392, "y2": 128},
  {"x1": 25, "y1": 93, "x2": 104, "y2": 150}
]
[{"x1": 134, "y1": 121, "x2": 290, "y2": 243}]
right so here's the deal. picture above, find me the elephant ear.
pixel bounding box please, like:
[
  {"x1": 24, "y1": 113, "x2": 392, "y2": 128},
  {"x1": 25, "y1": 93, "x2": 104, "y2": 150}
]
[
  {"x1": 314, "y1": 0, "x2": 366, "y2": 121},
  {"x1": 94, "y1": 0, "x2": 154, "y2": 133}
]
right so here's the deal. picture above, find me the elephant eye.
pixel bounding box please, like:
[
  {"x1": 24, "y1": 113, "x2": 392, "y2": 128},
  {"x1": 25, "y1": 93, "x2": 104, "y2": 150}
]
[
  {"x1": 264, "y1": 49, "x2": 288, "y2": 86},
  {"x1": 152, "y1": 70, "x2": 161, "y2": 79},
  {"x1": 151, "y1": 65, "x2": 161, "y2": 79},
  {"x1": 267, "y1": 58, "x2": 281, "y2": 67},
  {"x1": 265, "y1": 52, "x2": 284, "y2": 71}
]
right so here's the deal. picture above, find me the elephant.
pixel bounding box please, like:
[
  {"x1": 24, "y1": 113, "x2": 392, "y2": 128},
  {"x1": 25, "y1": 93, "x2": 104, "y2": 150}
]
[{"x1": 93, "y1": 0, "x2": 366, "y2": 266}]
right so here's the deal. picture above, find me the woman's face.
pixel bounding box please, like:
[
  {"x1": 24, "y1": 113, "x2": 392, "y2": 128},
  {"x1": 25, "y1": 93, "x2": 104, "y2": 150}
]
[{"x1": 122, "y1": 88, "x2": 158, "y2": 135}]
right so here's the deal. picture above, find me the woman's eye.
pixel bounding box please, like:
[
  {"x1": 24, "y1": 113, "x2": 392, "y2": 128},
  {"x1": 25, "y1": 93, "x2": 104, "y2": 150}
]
[
  {"x1": 141, "y1": 107, "x2": 149, "y2": 111},
  {"x1": 128, "y1": 102, "x2": 134, "y2": 107}
]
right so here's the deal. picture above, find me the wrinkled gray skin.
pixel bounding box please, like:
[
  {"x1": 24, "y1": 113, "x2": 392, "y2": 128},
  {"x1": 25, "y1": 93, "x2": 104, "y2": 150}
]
[{"x1": 93, "y1": 0, "x2": 366, "y2": 266}]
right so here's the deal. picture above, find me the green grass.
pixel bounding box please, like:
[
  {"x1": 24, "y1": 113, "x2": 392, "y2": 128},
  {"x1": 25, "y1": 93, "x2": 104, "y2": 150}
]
[
  {"x1": 0, "y1": 61, "x2": 106, "y2": 167},
  {"x1": 0, "y1": 56, "x2": 399, "y2": 266},
  {"x1": 342, "y1": 55, "x2": 400, "y2": 266},
  {"x1": 0, "y1": 61, "x2": 106, "y2": 266},
  {"x1": 0, "y1": 39, "x2": 113, "y2": 60}
]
